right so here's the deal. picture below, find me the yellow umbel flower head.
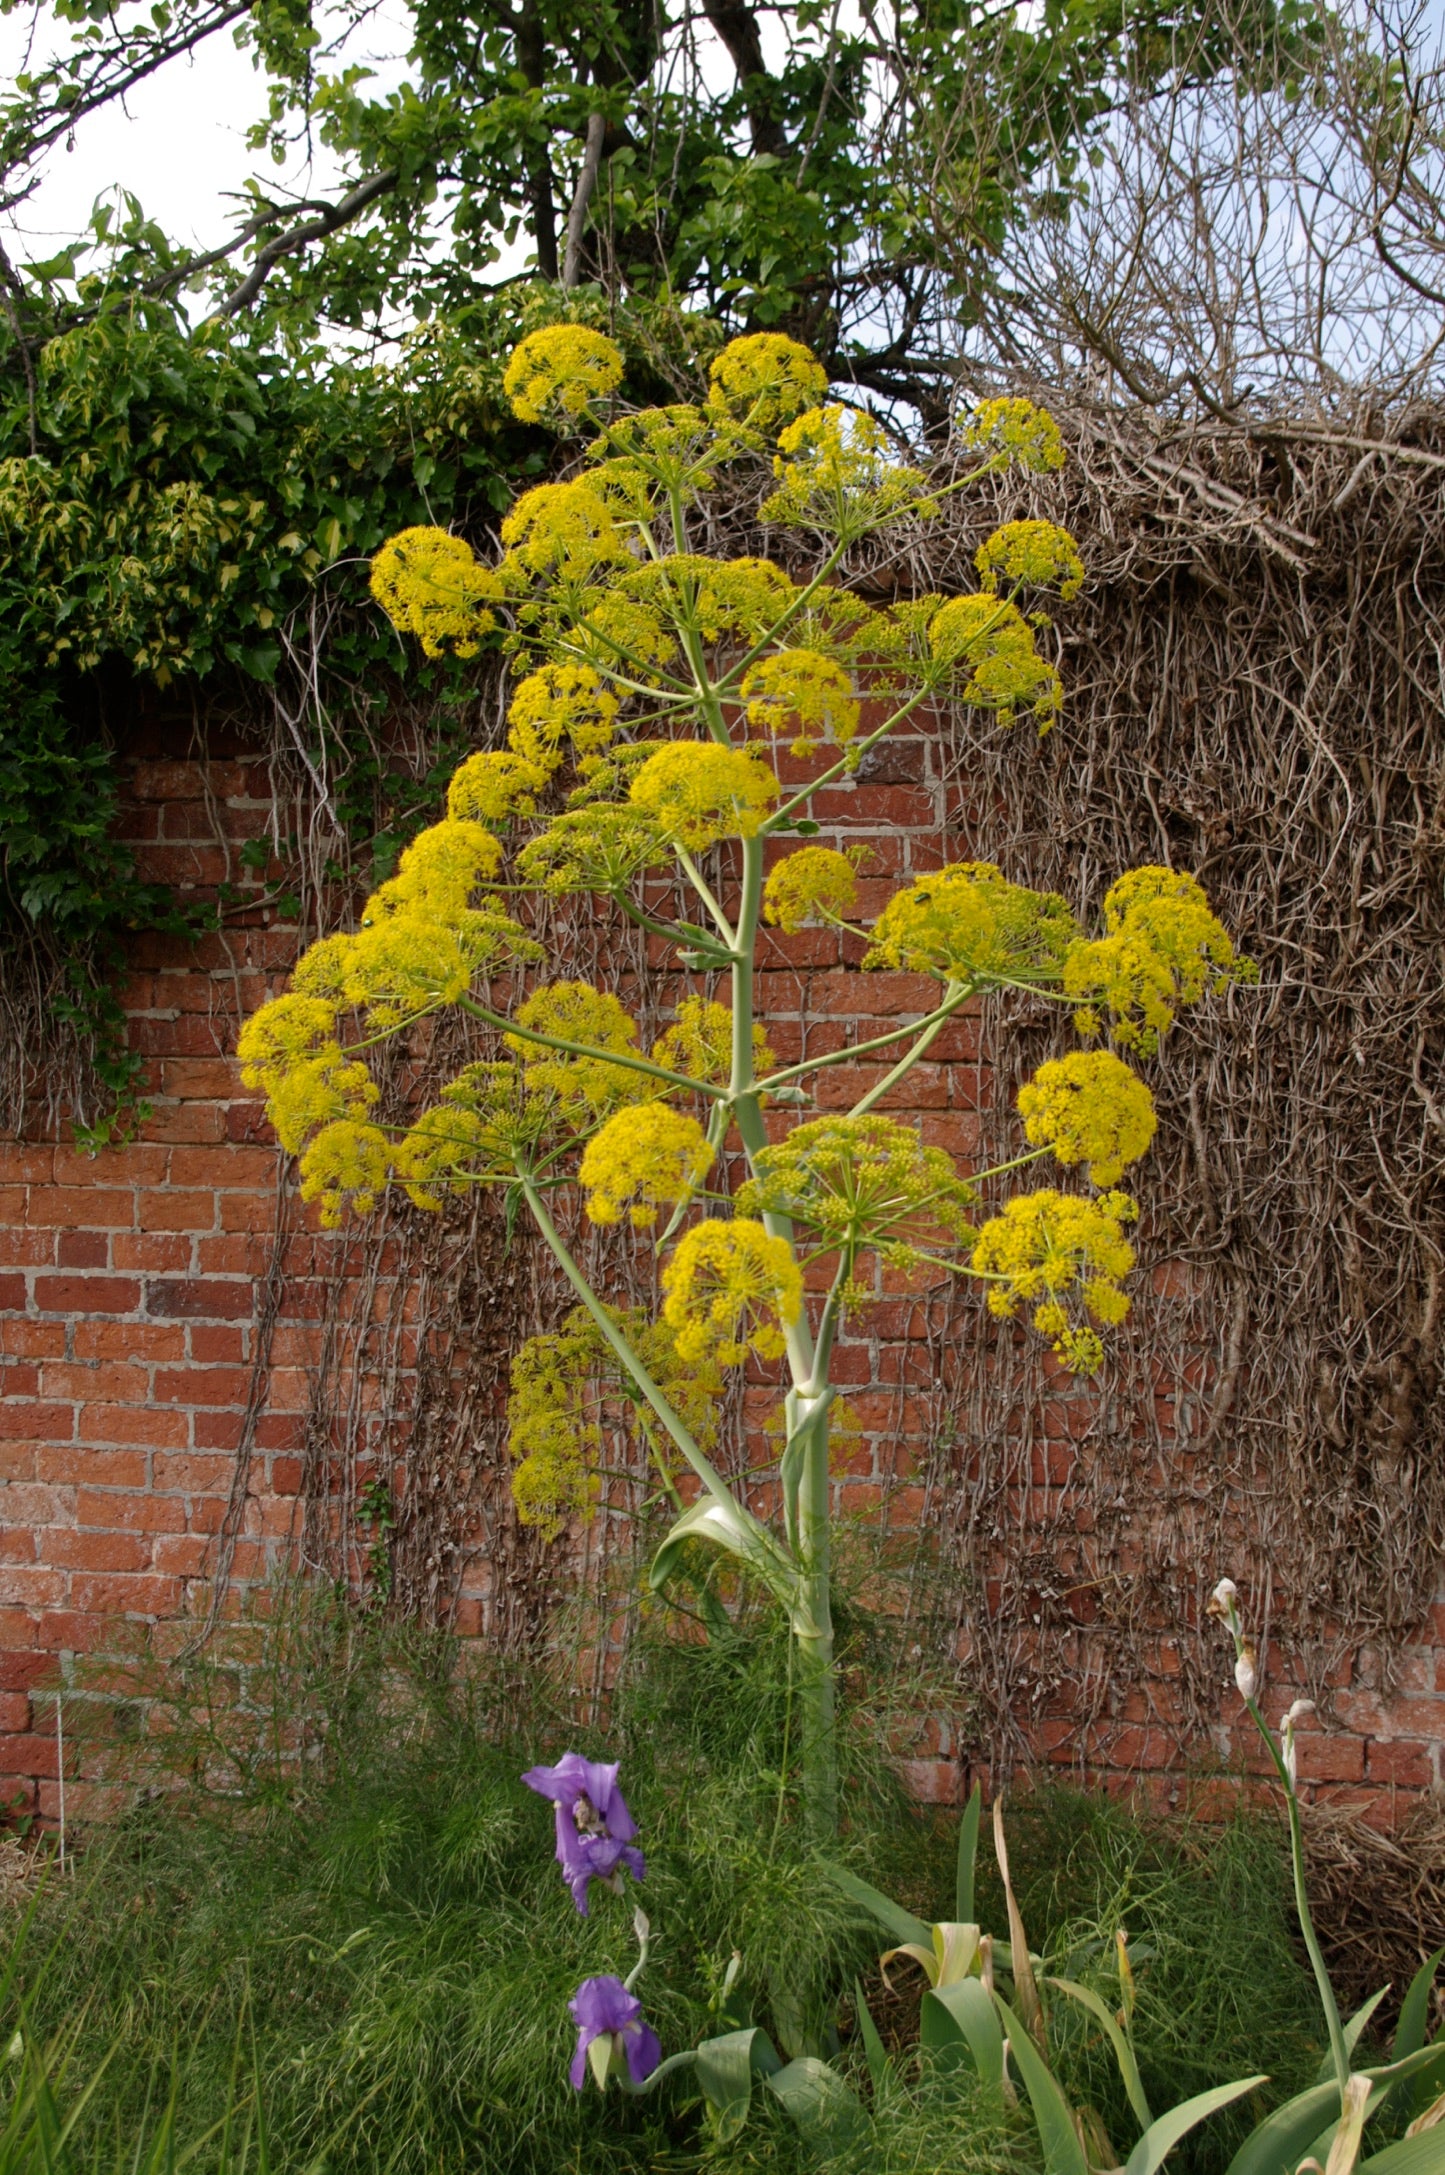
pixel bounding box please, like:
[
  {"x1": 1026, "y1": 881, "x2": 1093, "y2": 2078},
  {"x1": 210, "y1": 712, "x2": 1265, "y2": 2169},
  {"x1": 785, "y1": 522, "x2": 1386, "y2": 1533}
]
[
  {"x1": 396, "y1": 1099, "x2": 499, "y2": 1209},
  {"x1": 516, "y1": 807, "x2": 667, "y2": 897},
  {"x1": 763, "y1": 846, "x2": 861, "y2": 933},
  {"x1": 959, "y1": 397, "x2": 1065, "y2": 473},
  {"x1": 579, "y1": 1103, "x2": 715, "y2": 1227},
  {"x1": 627, "y1": 554, "x2": 795, "y2": 645},
  {"x1": 500, "y1": 480, "x2": 629, "y2": 578},
  {"x1": 568, "y1": 593, "x2": 677, "y2": 672},
  {"x1": 506, "y1": 980, "x2": 652, "y2": 1119},
  {"x1": 971, "y1": 1188, "x2": 1139, "y2": 1373},
  {"x1": 662, "y1": 1217, "x2": 803, "y2": 1368},
  {"x1": 503, "y1": 325, "x2": 624, "y2": 427},
  {"x1": 1064, "y1": 866, "x2": 1246, "y2": 1054},
  {"x1": 975, "y1": 521, "x2": 1085, "y2": 601},
  {"x1": 743, "y1": 649, "x2": 860, "y2": 755},
  {"x1": 629, "y1": 742, "x2": 779, "y2": 850},
  {"x1": 506, "y1": 662, "x2": 620, "y2": 773},
  {"x1": 763, "y1": 406, "x2": 931, "y2": 535},
  {"x1": 297, "y1": 1119, "x2": 392, "y2": 1227},
  {"x1": 928, "y1": 595, "x2": 1062, "y2": 730},
  {"x1": 865, "y1": 861, "x2": 1078, "y2": 986},
  {"x1": 507, "y1": 1304, "x2": 724, "y2": 1539},
  {"x1": 652, "y1": 995, "x2": 775, "y2": 1086},
  {"x1": 238, "y1": 994, "x2": 381, "y2": 1156},
  {"x1": 1017, "y1": 1050, "x2": 1157, "y2": 1186},
  {"x1": 706, "y1": 333, "x2": 829, "y2": 434},
  {"x1": 369, "y1": 527, "x2": 499, "y2": 658},
  {"x1": 740, "y1": 1114, "x2": 976, "y2": 1267},
  {"x1": 447, "y1": 748, "x2": 553, "y2": 826},
  {"x1": 372, "y1": 819, "x2": 503, "y2": 923}
]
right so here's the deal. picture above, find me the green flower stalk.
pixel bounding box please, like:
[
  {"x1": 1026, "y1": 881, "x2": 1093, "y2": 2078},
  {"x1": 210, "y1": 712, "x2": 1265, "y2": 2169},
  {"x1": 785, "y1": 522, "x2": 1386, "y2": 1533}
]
[{"x1": 240, "y1": 323, "x2": 1249, "y2": 1836}]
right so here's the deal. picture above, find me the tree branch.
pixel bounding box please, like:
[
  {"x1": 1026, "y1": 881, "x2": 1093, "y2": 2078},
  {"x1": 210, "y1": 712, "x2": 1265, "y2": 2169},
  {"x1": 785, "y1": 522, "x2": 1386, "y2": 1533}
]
[
  {"x1": 562, "y1": 110, "x2": 607, "y2": 288},
  {"x1": 701, "y1": 0, "x2": 788, "y2": 157},
  {"x1": 204, "y1": 168, "x2": 399, "y2": 319}
]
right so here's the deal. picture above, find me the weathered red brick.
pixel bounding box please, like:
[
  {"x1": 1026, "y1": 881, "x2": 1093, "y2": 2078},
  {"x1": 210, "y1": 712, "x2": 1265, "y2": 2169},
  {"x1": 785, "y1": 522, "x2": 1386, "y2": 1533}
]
[{"x1": 33, "y1": 1277, "x2": 139, "y2": 1316}]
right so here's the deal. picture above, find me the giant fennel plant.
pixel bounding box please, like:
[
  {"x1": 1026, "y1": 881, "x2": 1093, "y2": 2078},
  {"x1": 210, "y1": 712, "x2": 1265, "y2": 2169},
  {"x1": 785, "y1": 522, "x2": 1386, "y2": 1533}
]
[{"x1": 239, "y1": 324, "x2": 1246, "y2": 1834}]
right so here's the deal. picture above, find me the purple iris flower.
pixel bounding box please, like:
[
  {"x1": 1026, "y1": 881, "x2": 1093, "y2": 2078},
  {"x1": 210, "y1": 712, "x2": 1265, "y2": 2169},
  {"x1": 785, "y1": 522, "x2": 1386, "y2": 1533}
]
[
  {"x1": 568, "y1": 1974, "x2": 661, "y2": 2090},
  {"x1": 522, "y1": 1752, "x2": 644, "y2": 1917}
]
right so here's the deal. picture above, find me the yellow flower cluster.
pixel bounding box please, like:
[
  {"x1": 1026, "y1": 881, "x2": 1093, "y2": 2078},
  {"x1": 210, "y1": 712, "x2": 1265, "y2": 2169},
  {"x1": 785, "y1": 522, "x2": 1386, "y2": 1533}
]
[
  {"x1": 568, "y1": 593, "x2": 677, "y2": 672},
  {"x1": 395, "y1": 1088, "x2": 506, "y2": 1209},
  {"x1": 652, "y1": 995, "x2": 774, "y2": 1087},
  {"x1": 500, "y1": 479, "x2": 629, "y2": 578},
  {"x1": 662, "y1": 1217, "x2": 803, "y2": 1368},
  {"x1": 515, "y1": 806, "x2": 667, "y2": 898},
  {"x1": 762, "y1": 846, "x2": 861, "y2": 933},
  {"x1": 959, "y1": 397, "x2": 1065, "y2": 473},
  {"x1": 369, "y1": 526, "x2": 499, "y2": 658},
  {"x1": 237, "y1": 993, "x2": 378, "y2": 1155},
  {"x1": 508, "y1": 1304, "x2": 723, "y2": 1539},
  {"x1": 740, "y1": 1115, "x2": 976, "y2": 1270},
  {"x1": 578, "y1": 1103, "x2": 715, "y2": 1227},
  {"x1": 928, "y1": 595, "x2": 1062, "y2": 729},
  {"x1": 288, "y1": 817, "x2": 540, "y2": 1033},
  {"x1": 505, "y1": 980, "x2": 653, "y2": 1120},
  {"x1": 763, "y1": 406, "x2": 931, "y2": 534},
  {"x1": 502, "y1": 324, "x2": 624, "y2": 426},
  {"x1": 1065, "y1": 867, "x2": 1246, "y2": 1054},
  {"x1": 447, "y1": 749, "x2": 550, "y2": 827},
  {"x1": 865, "y1": 861, "x2": 1078, "y2": 986},
  {"x1": 506, "y1": 662, "x2": 620, "y2": 775},
  {"x1": 742, "y1": 649, "x2": 860, "y2": 754},
  {"x1": 975, "y1": 521, "x2": 1085, "y2": 602},
  {"x1": 1017, "y1": 1050, "x2": 1157, "y2": 1186},
  {"x1": 706, "y1": 333, "x2": 829, "y2": 434},
  {"x1": 971, "y1": 1188, "x2": 1138, "y2": 1373},
  {"x1": 629, "y1": 554, "x2": 795, "y2": 645},
  {"x1": 629, "y1": 742, "x2": 779, "y2": 850},
  {"x1": 296, "y1": 1119, "x2": 393, "y2": 1229}
]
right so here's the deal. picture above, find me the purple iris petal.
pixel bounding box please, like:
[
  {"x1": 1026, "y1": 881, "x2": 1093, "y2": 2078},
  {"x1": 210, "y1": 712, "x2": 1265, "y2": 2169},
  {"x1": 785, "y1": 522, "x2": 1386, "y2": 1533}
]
[
  {"x1": 567, "y1": 1974, "x2": 660, "y2": 2091},
  {"x1": 523, "y1": 1752, "x2": 644, "y2": 1916}
]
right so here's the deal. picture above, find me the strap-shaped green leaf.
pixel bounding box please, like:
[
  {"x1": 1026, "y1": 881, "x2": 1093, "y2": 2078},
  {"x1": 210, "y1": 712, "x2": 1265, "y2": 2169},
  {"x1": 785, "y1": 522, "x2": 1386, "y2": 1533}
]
[
  {"x1": 1397, "y1": 1953, "x2": 1445, "y2": 2063},
  {"x1": 1123, "y1": 2077, "x2": 1269, "y2": 2175},
  {"x1": 1048, "y1": 1975, "x2": 1153, "y2": 2130},
  {"x1": 853, "y1": 1979, "x2": 890, "y2": 2088},
  {"x1": 1358, "y1": 2125, "x2": 1445, "y2": 2175},
  {"x1": 825, "y1": 1864, "x2": 935, "y2": 1949},
  {"x1": 924, "y1": 1977, "x2": 1005, "y2": 2090},
  {"x1": 649, "y1": 1493, "x2": 796, "y2": 1606},
  {"x1": 1223, "y1": 2079, "x2": 1344, "y2": 2175},
  {"x1": 1317, "y1": 1991, "x2": 1390, "y2": 2085},
  {"x1": 993, "y1": 1992, "x2": 1089, "y2": 2175},
  {"x1": 957, "y1": 1781, "x2": 983, "y2": 1925},
  {"x1": 765, "y1": 2056, "x2": 867, "y2": 2146},
  {"x1": 693, "y1": 2027, "x2": 780, "y2": 2144}
]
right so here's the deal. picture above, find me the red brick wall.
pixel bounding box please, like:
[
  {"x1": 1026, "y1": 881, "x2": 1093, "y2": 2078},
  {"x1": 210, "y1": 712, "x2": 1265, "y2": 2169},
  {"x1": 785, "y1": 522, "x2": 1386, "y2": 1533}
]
[{"x1": 1, "y1": 697, "x2": 1442, "y2": 1825}]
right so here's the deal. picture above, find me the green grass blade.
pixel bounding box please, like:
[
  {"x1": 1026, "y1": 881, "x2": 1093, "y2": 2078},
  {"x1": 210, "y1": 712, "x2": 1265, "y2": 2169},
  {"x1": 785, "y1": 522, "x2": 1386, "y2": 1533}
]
[
  {"x1": 956, "y1": 1782, "x2": 982, "y2": 1926},
  {"x1": 993, "y1": 1992, "x2": 1089, "y2": 2175},
  {"x1": 1124, "y1": 2078, "x2": 1270, "y2": 2175}
]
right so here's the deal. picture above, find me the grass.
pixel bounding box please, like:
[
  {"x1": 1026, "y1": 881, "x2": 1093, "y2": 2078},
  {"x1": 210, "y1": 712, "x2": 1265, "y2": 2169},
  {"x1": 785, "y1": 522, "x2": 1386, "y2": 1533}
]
[{"x1": 0, "y1": 1584, "x2": 1340, "y2": 2175}]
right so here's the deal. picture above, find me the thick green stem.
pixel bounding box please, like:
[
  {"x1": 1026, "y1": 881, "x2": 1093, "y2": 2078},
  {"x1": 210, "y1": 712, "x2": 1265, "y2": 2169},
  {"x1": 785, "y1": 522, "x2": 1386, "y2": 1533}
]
[
  {"x1": 795, "y1": 1398, "x2": 836, "y2": 1839},
  {"x1": 732, "y1": 832, "x2": 837, "y2": 1832}
]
